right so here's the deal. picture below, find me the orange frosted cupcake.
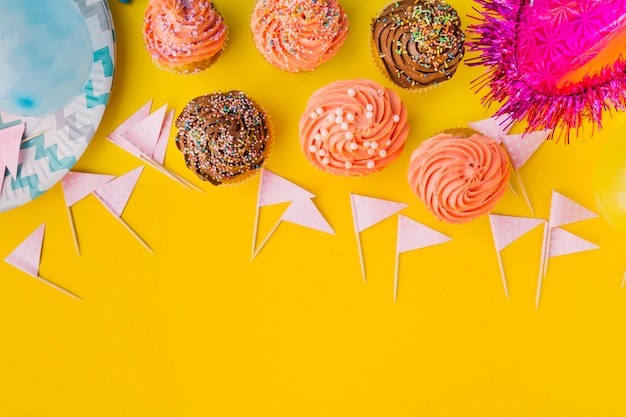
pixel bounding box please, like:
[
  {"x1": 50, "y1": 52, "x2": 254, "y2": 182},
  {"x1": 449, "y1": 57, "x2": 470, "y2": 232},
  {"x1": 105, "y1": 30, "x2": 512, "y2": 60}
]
[
  {"x1": 143, "y1": 0, "x2": 228, "y2": 74},
  {"x1": 251, "y1": 0, "x2": 349, "y2": 73},
  {"x1": 299, "y1": 79, "x2": 409, "y2": 176},
  {"x1": 408, "y1": 131, "x2": 509, "y2": 224}
]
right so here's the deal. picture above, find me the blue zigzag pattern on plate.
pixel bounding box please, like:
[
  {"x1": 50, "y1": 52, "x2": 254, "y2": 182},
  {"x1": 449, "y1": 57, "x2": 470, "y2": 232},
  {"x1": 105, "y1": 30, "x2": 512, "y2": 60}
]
[
  {"x1": 84, "y1": 79, "x2": 110, "y2": 108},
  {"x1": 7, "y1": 133, "x2": 77, "y2": 199},
  {"x1": 94, "y1": 46, "x2": 114, "y2": 78}
]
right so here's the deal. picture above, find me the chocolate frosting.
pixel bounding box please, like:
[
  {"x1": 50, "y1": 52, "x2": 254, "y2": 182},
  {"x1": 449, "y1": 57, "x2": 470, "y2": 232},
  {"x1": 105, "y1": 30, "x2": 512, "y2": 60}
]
[
  {"x1": 372, "y1": 0, "x2": 465, "y2": 88},
  {"x1": 175, "y1": 91, "x2": 269, "y2": 185}
]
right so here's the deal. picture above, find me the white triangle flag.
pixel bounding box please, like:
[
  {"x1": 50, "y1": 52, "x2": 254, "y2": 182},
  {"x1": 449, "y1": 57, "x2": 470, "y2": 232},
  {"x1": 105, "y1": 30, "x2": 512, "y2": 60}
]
[
  {"x1": 468, "y1": 114, "x2": 513, "y2": 144},
  {"x1": 252, "y1": 199, "x2": 334, "y2": 259},
  {"x1": 4, "y1": 224, "x2": 80, "y2": 300},
  {"x1": 0, "y1": 122, "x2": 25, "y2": 181},
  {"x1": 549, "y1": 228, "x2": 599, "y2": 258},
  {"x1": 394, "y1": 215, "x2": 451, "y2": 302},
  {"x1": 501, "y1": 130, "x2": 551, "y2": 170}
]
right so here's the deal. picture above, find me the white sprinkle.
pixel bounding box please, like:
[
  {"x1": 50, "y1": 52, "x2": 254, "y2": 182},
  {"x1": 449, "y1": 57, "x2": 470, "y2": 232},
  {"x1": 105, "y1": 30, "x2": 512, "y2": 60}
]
[
  {"x1": 368, "y1": 149, "x2": 375, "y2": 155},
  {"x1": 345, "y1": 131, "x2": 353, "y2": 139},
  {"x1": 310, "y1": 112, "x2": 318, "y2": 119},
  {"x1": 350, "y1": 142, "x2": 358, "y2": 150},
  {"x1": 377, "y1": 89, "x2": 385, "y2": 96},
  {"x1": 318, "y1": 149, "x2": 326, "y2": 157},
  {"x1": 347, "y1": 88, "x2": 356, "y2": 96},
  {"x1": 393, "y1": 114, "x2": 400, "y2": 122},
  {"x1": 346, "y1": 113, "x2": 355, "y2": 122},
  {"x1": 367, "y1": 161, "x2": 375, "y2": 169},
  {"x1": 379, "y1": 149, "x2": 387, "y2": 157},
  {"x1": 322, "y1": 157, "x2": 330, "y2": 165},
  {"x1": 335, "y1": 108, "x2": 344, "y2": 116},
  {"x1": 386, "y1": 140, "x2": 392, "y2": 146},
  {"x1": 365, "y1": 112, "x2": 373, "y2": 119},
  {"x1": 366, "y1": 104, "x2": 374, "y2": 112},
  {"x1": 345, "y1": 161, "x2": 352, "y2": 169},
  {"x1": 321, "y1": 129, "x2": 329, "y2": 137},
  {"x1": 363, "y1": 141, "x2": 371, "y2": 148},
  {"x1": 370, "y1": 142, "x2": 379, "y2": 150},
  {"x1": 335, "y1": 115, "x2": 343, "y2": 124},
  {"x1": 309, "y1": 145, "x2": 318, "y2": 153},
  {"x1": 341, "y1": 122, "x2": 349, "y2": 130},
  {"x1": 314, "y1": 133, "x2": 322, "y2": 140},
  {"x1": 326, "y1": 114, "x2": 334, "y2": 122},
  {"x1": 316, "y1": 107, "x2": 324, "y2": 115}
]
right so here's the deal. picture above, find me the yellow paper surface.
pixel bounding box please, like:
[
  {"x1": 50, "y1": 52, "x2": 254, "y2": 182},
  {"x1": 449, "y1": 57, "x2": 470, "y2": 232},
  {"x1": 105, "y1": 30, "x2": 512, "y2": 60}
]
[{"x1": 1, "y1": 1, "x2": 626, "y2": 416}]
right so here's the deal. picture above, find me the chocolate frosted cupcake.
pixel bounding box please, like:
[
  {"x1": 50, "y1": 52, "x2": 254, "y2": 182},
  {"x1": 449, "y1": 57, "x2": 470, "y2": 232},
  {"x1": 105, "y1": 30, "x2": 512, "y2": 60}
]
[
  {"x1": 372, "y1": 0, "x2": 465, "y2": 90},
  {"x1": 175, "y1": 91, "x2": 271, "y2": 185}
]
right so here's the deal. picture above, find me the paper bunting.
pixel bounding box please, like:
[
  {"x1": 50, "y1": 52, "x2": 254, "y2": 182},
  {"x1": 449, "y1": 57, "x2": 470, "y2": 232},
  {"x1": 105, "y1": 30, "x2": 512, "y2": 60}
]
[
  {"x1": 252, "y1": 198, "x2": 334, "y2": 259},
  {"x1": 93, "y1": 167, "x2": 152, "y2": 253},
  {"x1": 4, "y1": 224, "x2": 80, "y2": 300},
  {"x1": 468, "y1": 114, "x2": 513, "y2": 144},
  {"x1": 489, "y1": 214, "x2": 545, "y2": 299},
  {"x1": 549, "y1": 190, "x2": 599, "y2": 228},
  {"x1": 0, "y1": 122, "x2": 25, "y2": 191},
  {"x1": 394, "y1": 215, "x2": 451, "y2": 302},
  {"x1": 107, "y1": 101, "x2": 200, "y2": 191},
  {"x1": 548, "y1": 227, "x2": 599, "y2": 258},
  {"x1": 252, "y1": 169, "x2": 315, "y2": 256},
  {"x1": 351, "y1": 193, "x2": 407, "y2": 282},
  {"x1": 61, "y1": 172, "x2": 116, "y2": 255}
]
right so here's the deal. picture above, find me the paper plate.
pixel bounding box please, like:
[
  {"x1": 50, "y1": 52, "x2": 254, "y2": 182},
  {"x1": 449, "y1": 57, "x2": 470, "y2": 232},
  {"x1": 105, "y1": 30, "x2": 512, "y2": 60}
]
[{"x1": 0, "y1": 0, "x2": 115, "y2": 212}]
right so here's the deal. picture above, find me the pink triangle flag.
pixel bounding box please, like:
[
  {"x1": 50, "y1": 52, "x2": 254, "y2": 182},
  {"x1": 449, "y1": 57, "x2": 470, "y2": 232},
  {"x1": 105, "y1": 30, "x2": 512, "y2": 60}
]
[
  {"x1": 281, "y1": 198, "x2": 334, "y2": 235},
  {"x1": 5, "y1": 223, "x2": 45, "y2": 278},
  {"x1": 0, "y1": 123, "x2": 24, "y2": 180},
  {"x1": 350, "y1": 193, "x2": 408, "y2": 233},
  {"x1": 489, "y1": 214, "x2": 544, "y2": 251},
  {"x1": 500, "y1": 130, "x2": 551, "y2": 170},
  {"x1": 257, "y1": 169, "x2": 315, "y2": 207},
  {"x1": 108, "y1": 100, "x2": 152, "y2": 144},
  {"x1": 549, "y1": 191, "x2": 598, "y2": 228},
  {"x1": 61, "y1": 172, "x2": 116, "y2": 207},
  {"x1": 123, "y1": 104, "x2": 167, "y2": 158},
  {"x1": 468, "y1": 114, "x2": 513, "y2": 144},
  {"x1": 153, "y1": 109, "x2": 175, "y2": 165},
  {"x1": 397, "y1": 215, "x2": 451, "y2": 253},
  {"x1": 93, "y1": 167, "x2": 143, "y2": 217},
  {"x1": 549, "y1": 228, "x2": 599, "y2": 258}
]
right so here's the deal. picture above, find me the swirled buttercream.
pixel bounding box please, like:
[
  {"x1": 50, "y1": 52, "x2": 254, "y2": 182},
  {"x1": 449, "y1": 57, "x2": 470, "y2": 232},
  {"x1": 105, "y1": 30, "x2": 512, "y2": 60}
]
[
  {"x1": 300, "y1": 79, "x2": 409, "y2": 176},
  {"x1": 408, "y1": 132, "x2": 509, "y2": 223},
  {"x1": 175, "y1": 91, "x2": 270, "y2": 185},
  {"x1": 143, "y1": 0, "x2": 227, "y2": 74},
  {"x1": 372, "y1": 0, "x2": 465, "y2": 89},
  {"x1": 251, "y1": 0, "x2": 349, "y2": 73}
]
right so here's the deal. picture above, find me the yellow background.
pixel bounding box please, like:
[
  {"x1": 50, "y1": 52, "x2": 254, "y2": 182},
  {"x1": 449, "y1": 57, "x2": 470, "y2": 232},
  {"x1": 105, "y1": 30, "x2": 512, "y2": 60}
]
[{"x1": 2, "y1": 1, "x2": 626, "y2": 415}]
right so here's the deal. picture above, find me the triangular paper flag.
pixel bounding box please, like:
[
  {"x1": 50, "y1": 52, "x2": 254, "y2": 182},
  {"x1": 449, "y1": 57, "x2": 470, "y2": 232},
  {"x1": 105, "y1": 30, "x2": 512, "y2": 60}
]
[
  {"x1": 397, "y1": 215, "x2": 451, "y2": 253},
  {"x1": 123, "y1": 104, "x2": 167, "y2": 158},
  {"x1": 549, "y1": 191, "x2": 598, "y2": 228},
  {"x1": 61, "y1": 172, "x2": 116, "y2": 207},
  {"x1": 549, "y1": 228, "x2": 599, "y2": 258},
  {"x1": 0, "y1": 122, "x2": 25, "y2": 179},
  {"x1": 500, "y1": 130, "x2": 551, "y2": 170},
  {"x1": 4, "y1": 223, "x2": 45, "y2": 278},
  {"x1": 468, "y1": 114, "x2": 513, "y2": 144},
  {"x1": 258, "y1": 169, "x2": 315, "y2": 207},
  {"x1": 94, "y1": 167, "x2": 143, "y2": 217},
  {"x1": 351, "y1": 193, "x2": 408, "y2": 233},
  {"x1": 489, "y1": 214, "x2": 544, "y2": 251},
  {"x1": 108, "y1": 100, "x2": 153, "y2": 144},
  {"x1": 281, "y1": 198, "x2": 334, "y2": 235},
  {"x1": 153, "y1": 109, "x2": 174, "y2": 165}
]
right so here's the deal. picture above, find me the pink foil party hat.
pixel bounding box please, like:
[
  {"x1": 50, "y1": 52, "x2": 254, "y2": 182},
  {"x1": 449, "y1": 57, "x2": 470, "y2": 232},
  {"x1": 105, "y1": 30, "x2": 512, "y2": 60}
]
[{"x1": 468, "y1": 0, "x2": 626, "y2": 138}]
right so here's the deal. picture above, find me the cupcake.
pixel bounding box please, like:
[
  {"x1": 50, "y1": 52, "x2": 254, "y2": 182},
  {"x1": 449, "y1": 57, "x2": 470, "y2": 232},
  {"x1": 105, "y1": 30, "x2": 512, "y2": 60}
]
[
  {"x1": 408, "y1": 130, "x2": 509, "y2": 223},
  {"x1": 251, "y1": 0, "x2": 349, "y2": 73},
  {"x1": 143, "y1": 0, "x2": 228, "y2": 74},
  {"x1": 299, "y1": 79, "x2": 409, "y2": 176},
  {"x1": 372, "y1": 0, "x2": 465, "y2": 90},
  {"x1": 175, "y1": 91, "x2": 271, "y2": 185}
]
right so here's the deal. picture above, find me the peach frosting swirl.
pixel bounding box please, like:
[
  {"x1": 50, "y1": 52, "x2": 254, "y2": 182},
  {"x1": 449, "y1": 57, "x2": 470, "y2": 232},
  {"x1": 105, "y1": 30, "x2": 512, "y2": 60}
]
[
  {"x1": 251, "y1": 0, "x2": 349, "y2": 73},
  {"x1": 143, "y1": 0, "x2": 227, "y2": 72},
  {"x1": 300, "y1": 79, "x2": 409, "y2": 176},
  {"x1": 408, "y1": 132, "x2": 510, "y2": 224}
]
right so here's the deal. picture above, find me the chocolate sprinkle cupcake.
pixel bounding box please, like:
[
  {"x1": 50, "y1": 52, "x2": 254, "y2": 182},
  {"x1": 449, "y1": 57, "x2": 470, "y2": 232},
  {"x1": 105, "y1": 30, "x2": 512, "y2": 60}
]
[
  {"x1": 372, "y1": 0, "x2": 465, "y2": 89},
  {"x1": 175, "y1": 91, "x2": 270, "y2": 185}
]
